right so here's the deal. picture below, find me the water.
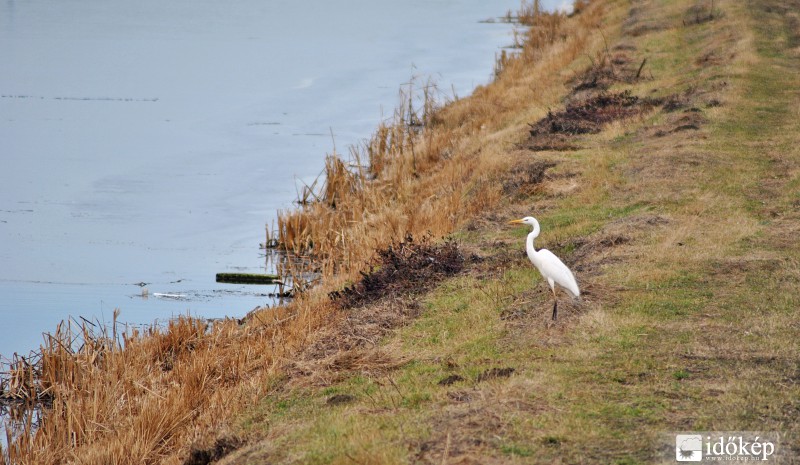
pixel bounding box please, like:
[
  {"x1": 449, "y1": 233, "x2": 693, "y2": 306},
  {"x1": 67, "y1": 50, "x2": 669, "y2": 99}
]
[{"x1": 0, "y1": 0, "x2": 571, "y2": 359}]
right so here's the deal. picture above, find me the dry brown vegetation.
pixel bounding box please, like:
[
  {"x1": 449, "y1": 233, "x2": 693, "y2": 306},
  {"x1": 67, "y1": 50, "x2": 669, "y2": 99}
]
[{"x1": 328, "y1": 235, "x2": 465, "y2": 310}]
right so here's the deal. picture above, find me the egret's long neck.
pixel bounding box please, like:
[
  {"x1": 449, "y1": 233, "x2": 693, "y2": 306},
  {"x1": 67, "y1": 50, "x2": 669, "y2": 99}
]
[{"x1": 526, "y1": 219, "x2": 541, "y2": 260}]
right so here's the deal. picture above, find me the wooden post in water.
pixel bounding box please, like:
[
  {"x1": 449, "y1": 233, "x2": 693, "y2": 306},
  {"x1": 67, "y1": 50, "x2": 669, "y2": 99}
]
[{"x1": 215, "y1": 273, "x2": 281, "y2": 285}]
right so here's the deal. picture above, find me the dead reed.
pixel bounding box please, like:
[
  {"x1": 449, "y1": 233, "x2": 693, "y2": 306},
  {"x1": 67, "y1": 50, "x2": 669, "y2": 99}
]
[
  {"x1": 1, "y1": 295, "x2": 340, "y2": 465},
  {"x1": 0, "y1": 2, "x2": 612, "y2": 463}
]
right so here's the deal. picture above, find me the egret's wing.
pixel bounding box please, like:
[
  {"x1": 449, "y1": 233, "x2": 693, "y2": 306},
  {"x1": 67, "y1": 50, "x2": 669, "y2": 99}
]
[{"x1": 536, "y1": 249, "x2": 580, "y2": 297}]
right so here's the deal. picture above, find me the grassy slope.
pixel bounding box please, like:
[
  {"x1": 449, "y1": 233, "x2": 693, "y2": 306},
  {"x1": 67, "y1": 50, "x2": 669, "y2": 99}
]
[{"x1": 219, "y1": 0, "x2": 800, "y2": 463}]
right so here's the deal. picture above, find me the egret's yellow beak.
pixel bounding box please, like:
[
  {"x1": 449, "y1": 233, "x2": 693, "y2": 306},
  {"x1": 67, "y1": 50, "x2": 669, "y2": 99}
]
[{"x1": 508, "y1": 219, "x2": 525, "y2": 225}]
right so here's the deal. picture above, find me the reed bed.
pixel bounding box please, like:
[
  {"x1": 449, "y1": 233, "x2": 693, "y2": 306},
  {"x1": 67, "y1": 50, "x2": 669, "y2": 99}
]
[
  {"x1": 1, "y1": 296, "x2": 335, "y2": 465},
  {"x1": 1, "y1": 2, "x2": 610, "y2": 463}
]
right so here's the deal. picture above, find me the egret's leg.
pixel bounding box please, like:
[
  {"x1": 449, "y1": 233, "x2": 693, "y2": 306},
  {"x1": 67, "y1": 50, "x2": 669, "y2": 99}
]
[{"x1": 551, "y1": 288, "x2": 558, "y2": 320}]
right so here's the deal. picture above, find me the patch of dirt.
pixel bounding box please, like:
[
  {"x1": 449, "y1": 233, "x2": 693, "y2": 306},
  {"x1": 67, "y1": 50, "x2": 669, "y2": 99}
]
[
  {"x1": 683, "y1": 1, "x2": 722, "y2": 26},
  {"x1": 465, "y1": 239, "x2": 517, "y2": 283},
  {"x1": 476, "y1": 367, "x2": 516, "y2": 382},
  {"x1": 502, "y1": 159, "x2": 557, "y2": 197},
  {"x1": 663, "y1": 81, "x2": 729, "y2": 113},
  {"x1": 184, "y1": 436, "x2": 243, "y2": 465},
  {"x1": 695, "y1": 50, "x2": 725, "y2": 66},
  {"x1": 329, "y1": 234, "x2": 465, "y2": 309},
  {"x1": 438, "y1": 374, "x2": 465, "y2": 386},
  {"x1": 527, "y1": 32, "x2": 662, "y2": 154},
  {"x1": 662, "y1": 93, "x2": 693, "y2": 112},
  {"x1": 528, "y1": 91, "x2": 661, "y2": 140},
  {"x1": 650, "y1": 109, "x2": 709, "y2": 137},
  {"x1": 572, "y1": 62, "x2": 618, "y2": 94},
  {"x1": 326, "y1": 394, "x2": 356, "y2": 405}
]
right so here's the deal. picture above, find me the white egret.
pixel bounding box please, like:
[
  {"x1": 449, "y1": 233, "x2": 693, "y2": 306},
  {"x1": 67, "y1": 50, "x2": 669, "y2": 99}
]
[{"x1": 509, "y1": 216, "x2": 580, "y2": 320}]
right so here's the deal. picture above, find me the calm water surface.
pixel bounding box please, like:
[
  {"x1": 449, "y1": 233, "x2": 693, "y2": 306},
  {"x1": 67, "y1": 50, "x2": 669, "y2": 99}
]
[{"x1": 1, "y1": 0, "x2": 569, "y2": 358}]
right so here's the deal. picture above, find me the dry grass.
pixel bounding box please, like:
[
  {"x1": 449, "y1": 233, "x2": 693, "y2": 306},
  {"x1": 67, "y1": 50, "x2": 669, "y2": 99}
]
[{"x1": 0, "y1": 293, "x2": 348, "y2": 464}]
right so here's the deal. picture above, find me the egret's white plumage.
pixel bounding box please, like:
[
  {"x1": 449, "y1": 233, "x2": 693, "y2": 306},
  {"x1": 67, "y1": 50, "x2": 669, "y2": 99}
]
[{"x1": 509, "y1": 216, "x2": 579, "y2": 320}]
